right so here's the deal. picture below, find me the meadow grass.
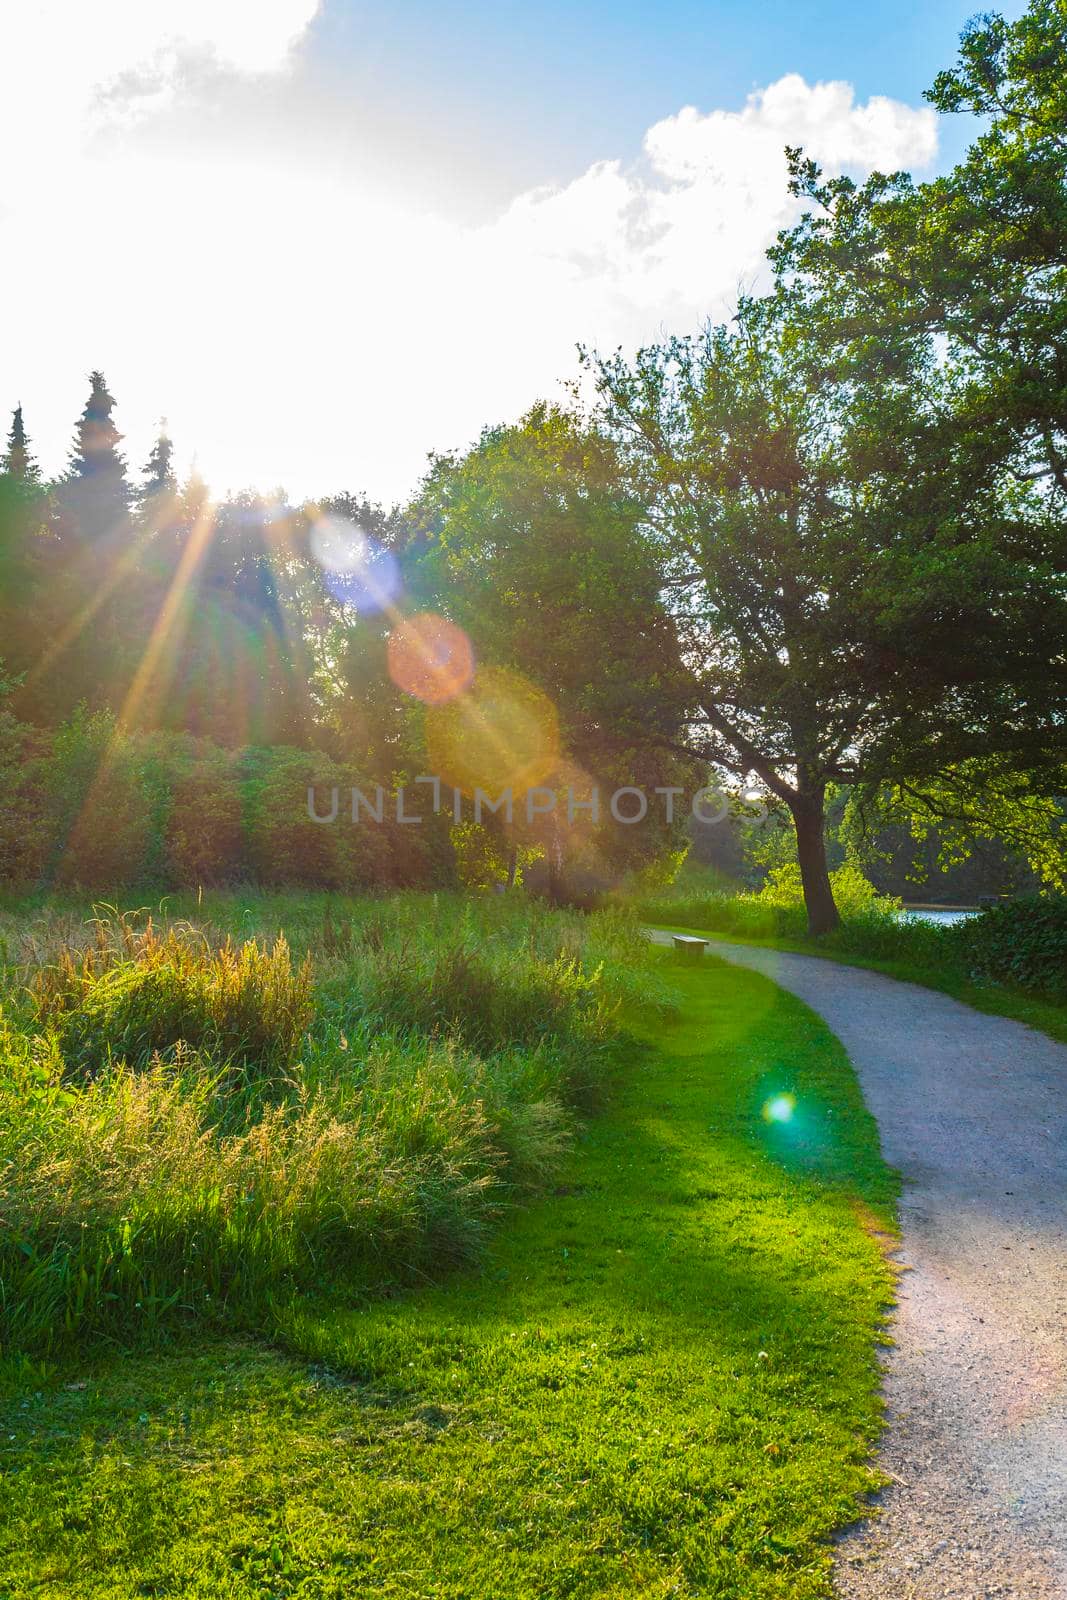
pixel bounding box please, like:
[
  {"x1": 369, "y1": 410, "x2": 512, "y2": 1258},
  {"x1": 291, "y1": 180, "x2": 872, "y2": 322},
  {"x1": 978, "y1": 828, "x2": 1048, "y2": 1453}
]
[
  {"x1": 0, "y1": 930, "x2": 898, "y2": 1599},
  {"x1": 0, "y1": 894, "x2": 668, "y2": 1355}
]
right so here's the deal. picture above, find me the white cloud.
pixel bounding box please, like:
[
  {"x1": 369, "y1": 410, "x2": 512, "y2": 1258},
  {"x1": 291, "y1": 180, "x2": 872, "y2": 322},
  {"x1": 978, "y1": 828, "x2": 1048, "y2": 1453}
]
[
  {"x1": 5, "y1": 0, "x2": 319, "y2": 83},
  {"x1": 0, "y1": 24, "x2": 936, "y2": 504},
  {"x1": 0, "y1": 2, "x2": 319, "y2": 162},
  {"x1": 496, "y1": 75, "x2": 936, "y2": 325}
]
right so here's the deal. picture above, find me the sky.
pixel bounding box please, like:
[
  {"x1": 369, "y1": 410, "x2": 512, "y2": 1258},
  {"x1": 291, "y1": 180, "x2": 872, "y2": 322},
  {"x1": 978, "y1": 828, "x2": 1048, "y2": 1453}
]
[{"x1": 0, "y1": 0, "x2": 1021, "y2": 507}]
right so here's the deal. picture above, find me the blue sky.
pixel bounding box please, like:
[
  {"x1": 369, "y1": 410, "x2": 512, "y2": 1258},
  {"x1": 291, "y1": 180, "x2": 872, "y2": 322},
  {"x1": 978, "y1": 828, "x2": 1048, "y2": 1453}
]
[
  {"x1": 308, "y1": 0, "x2": 1013, "y2": 195},
  {"x1": 0, "y1": 0, "x2": 1020, "y2": 502}
]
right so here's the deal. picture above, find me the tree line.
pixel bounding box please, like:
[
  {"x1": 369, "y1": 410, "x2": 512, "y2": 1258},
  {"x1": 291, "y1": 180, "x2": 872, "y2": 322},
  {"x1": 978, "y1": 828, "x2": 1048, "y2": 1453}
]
[{"x1": 1, "y1": 0, "x2": 1065, "y2": 930}]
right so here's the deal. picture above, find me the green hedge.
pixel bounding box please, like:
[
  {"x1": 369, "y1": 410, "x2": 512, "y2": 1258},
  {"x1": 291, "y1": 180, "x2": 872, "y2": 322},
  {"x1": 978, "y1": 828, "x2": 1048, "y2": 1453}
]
[
  {"x1": 951, "y1": 896, "x2": 1067, "y2": 999},
  {"x1": 0, "y1": 709, "x2": 459, "y2": 893}
]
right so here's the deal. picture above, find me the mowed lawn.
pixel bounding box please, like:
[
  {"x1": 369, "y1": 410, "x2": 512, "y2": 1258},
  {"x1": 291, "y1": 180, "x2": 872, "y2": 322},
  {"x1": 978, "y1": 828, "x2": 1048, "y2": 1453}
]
[{"x1": 0, "y1": 955, "x2": 897, "y2": 1600}]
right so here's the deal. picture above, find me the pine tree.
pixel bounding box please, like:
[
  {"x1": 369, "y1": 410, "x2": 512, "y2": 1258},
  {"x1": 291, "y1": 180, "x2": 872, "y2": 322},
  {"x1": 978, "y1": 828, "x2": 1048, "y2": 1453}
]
[
  {"x1": 136, "y1": 419, "x2": 179, "y2": 533},
  {"x1": 2, "y1": 405, "x2": 38, "y2": 482},
  {"x1": 62, "y1": 370, "x2": 130, "y2": 542},
  {"x1": 140, "y1": 420, "x2": 176, "y2": 501}
]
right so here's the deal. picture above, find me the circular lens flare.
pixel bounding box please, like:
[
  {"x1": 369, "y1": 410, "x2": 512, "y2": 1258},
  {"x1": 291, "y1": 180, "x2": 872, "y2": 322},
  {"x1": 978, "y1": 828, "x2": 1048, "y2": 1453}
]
[
  {"x1": 310, "y1": 515, "x2": 369, "y2": 574},
  {"x1": 388, "y1": 613, "x2": 475, "y2": 705},
  {"x1": 763, "y1": 1093, "x2": 797, "y2": 1124},
  {"x1": 310, "y1": 515, "x2": 401, "y2": 613},
  {"x1": 426, "y1": 666, "x2": 560, "y2": 799}
]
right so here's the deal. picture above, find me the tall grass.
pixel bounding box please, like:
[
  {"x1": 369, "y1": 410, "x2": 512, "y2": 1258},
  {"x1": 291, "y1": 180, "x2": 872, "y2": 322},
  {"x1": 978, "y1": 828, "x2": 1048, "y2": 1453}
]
[
  {"x1": 29, "y1": 913, "x2": 313, "y2": 1100},
  {"x1": 0, "y1": 895, "x2": 669, "y2": 1355}
]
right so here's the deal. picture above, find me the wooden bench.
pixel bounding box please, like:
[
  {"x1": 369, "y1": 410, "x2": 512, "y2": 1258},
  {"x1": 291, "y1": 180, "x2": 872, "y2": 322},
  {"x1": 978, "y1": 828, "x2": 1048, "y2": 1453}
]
[{"x1": 672, "y1": 934, "x2": 708, "y2": 964}]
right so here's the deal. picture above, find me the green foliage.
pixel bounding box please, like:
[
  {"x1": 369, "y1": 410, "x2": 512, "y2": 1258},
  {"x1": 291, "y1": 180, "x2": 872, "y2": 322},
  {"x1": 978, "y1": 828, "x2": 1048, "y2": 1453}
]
[
  {"x1": 0, "y1": 708, "x2": 463, "y2": 894},
  {"x1": 239, "y1": 746, "x2": 354, "y2": 889},
  {"x1": 0, "y1": 477, "x2": 46, "y2": 685},
  {"x1": 589, "y1": 262, "x2": 1064, "y2": 932},
  {"x1": 0, "y1": 894, "x2": 663, "y2": 1355},
  {"x1": 417, "y1": 405, "x2": 698, "y2": 888},
  {"x1": 58, "y1": 370, "x2": 130, "y2": 545},
  {"x1": 43, "y1": 709, "x2": 154, "y2": 890},
  {"x1": 758, "y1": 860, "x2": 900, "y2": 919},
  {"x1": 772, "y1": 0, "x2": 1067, "y2": 823},
  {"x1": 422, "y1": 404, "x2": 689, "y2": 752},
  {"x1": 951, "y1": 896, "x2": 1067, "y2": 1000},
  {"x1": 449, "y1": 820, "x2": 541, "y2": 889},
  {"x1": 0, "y1": 956, "x2": 897, "y2": 1599},
  {"x1": 0, "y1": 675, "x2": 46, "y2": 885},
  {"x1": 3, "y1": 3, "x2": 1065, "y2": 925},
  {"x1": 352, "y1": 938, "x2": 610, "y2": 1060},
  {"x1": 1, "y1": 405, "x2": 38, "y2": 482},
  {"x1": 640, "y1": 861, "x2": 900, "y2": 944},
  {"x1": 858, "y1": 765, "x2": 1067, "y2": 894},
  {"x1": 137, "y1": 424, "x2": 177, "y2": 510},
  {"x1": 640, "y1": 873, "x2": 1067, "y2": 1009},
  {"x1": 163, "y1": 740, "x2": 243, "y2": 885}
]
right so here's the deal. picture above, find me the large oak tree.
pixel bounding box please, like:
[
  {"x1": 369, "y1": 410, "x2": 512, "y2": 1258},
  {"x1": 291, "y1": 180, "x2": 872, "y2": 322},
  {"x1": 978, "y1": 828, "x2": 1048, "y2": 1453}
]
[{"x1": 587, "y1": 284, "x2": 1063, "y2": 932}]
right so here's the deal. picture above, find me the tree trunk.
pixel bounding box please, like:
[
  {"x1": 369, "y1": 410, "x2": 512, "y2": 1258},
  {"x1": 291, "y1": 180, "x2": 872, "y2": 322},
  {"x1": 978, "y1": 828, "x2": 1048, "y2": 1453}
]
[{"x1": 792, "y1": 792, "x2": 839, "y2": 936}]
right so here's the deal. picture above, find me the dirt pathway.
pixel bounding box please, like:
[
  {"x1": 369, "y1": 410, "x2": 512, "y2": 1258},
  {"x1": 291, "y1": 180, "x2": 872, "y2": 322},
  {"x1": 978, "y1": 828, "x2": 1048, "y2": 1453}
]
[{"x1": 650, "y1": 933, "x2": 1067, "y2": 1599}]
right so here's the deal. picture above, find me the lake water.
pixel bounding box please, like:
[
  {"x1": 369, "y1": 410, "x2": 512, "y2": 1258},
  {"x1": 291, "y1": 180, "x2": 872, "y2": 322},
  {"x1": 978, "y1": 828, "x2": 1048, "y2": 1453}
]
[{"x1": 900, "y1": 907, "x2": 980, "y2": 926}]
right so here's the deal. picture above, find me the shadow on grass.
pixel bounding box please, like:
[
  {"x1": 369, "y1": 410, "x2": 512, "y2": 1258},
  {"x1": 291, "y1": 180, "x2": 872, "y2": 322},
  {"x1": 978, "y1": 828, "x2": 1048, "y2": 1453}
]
[{"x1": 0, "y1": 956, "x2": 899, "y2": 1600}]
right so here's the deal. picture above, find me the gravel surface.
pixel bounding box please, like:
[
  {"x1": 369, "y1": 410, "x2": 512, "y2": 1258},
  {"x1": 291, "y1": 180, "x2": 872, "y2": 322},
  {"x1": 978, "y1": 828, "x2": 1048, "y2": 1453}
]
[{"x1": 649, "y1": 933, "x2": 1067, "y2": 1599}]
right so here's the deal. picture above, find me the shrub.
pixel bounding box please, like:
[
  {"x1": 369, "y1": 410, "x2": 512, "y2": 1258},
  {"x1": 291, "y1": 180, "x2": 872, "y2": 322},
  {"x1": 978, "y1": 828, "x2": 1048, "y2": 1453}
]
[
  {"x1": 757, "y1": 860, "x2": 900, "y2": 918},
  {"x1": 0, "y1": 709, "x2": 47, "y2": 885},
  {"x1": 164, "y1": 740, "x2": 243, "y2": 886},
  {"x1": 824, "y1": 907, "x2": 949, "y2": 966},
  {"x1": 41, "y1": 709, "x2": 155, "y2": 890},
  {"x1": 951, "y1": 896, "x2": 1067, "y2": 998},
  {"x1": 1, "y1": 718, "x2": 463, "y2": 895},
  {"x1": 636, "y1": 860, "x2": 903, "y2": 943},
  {"x1": 239, "y1": 747, "x2": 394, "y2": 890}
]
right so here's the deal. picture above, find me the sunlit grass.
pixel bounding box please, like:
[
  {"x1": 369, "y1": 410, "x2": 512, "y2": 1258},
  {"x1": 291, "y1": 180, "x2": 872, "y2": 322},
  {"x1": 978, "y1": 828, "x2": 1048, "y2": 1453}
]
[
  {"x1": 0, "y1": 953, "x2": 897, "y2": 1598},
  {"x1": 0, "y1": 895, "x2": 667, "y2": 1354}
]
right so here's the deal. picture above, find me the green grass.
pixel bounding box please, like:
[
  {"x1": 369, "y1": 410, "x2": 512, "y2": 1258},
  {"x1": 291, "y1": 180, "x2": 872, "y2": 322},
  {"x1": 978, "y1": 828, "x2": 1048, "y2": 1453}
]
[
  {"x1": 0, "y1": 954, "x2": 897, "y2": 1599},
  {"x1": 649, "y1": 919, "x2": 1067, "y2": 1047},
  {"x1": 0, "y1": 895, "x2": 664, "y2": 1354}
]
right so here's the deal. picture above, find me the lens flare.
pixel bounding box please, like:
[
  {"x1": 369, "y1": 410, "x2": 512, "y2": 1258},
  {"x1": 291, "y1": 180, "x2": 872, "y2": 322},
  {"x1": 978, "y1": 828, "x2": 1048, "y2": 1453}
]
[
  {"x1": 388, "y1": 613, "x2": 475, "y2": 705},
  {"x1": 310, "y1": 515, "x2": 400, "y2": 613},
  {"x1": 763, "y1": 1093, "x2": 797, "y2": 1124},
  {"x1": 426, "y1": 666, "x2": 560, "y2": 799}
]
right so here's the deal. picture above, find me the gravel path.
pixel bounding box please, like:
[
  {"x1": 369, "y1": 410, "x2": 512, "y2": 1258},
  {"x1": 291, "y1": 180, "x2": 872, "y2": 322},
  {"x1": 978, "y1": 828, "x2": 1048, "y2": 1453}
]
[{"x1": 649, "y1": 933, "x2": 1067, "y2": 1599}]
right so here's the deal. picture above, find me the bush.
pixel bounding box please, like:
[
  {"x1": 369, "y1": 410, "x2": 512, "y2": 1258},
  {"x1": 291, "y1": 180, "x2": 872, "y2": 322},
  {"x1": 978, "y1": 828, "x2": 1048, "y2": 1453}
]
[
  {"x1": 757, "y1": 860, "x2": 900, "y2": 918},
  {"x1": 239, "y1": 746, "x2": 394, "y2": 890},
  {"x1": 636, "y1": 860, "x2": 904, "y2": 944},
  {"x1": 951, "y1": 896, "x2": 1067, "y2": 998},
  {"x1": 1, "y1": 719, "x2": 463, "y2": 895},
  {"x1": 164, "y1": 739, "x2": 243, "y2": 886},
  {"x1": 0, "y1": 710, "x2": 47, "y2": 885},
  {"x1": 42, "y1": 709, "x2": 155, "y2": 890},
  {"x1": 824, "y1": 907, "x2": 949, "y2": 966}
]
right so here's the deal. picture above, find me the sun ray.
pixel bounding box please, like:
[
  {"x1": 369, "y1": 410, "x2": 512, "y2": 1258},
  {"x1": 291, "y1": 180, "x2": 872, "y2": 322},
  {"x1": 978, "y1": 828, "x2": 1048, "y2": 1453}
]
[{"x1": 48, "y1": 499, "x2": 218, "y2": 884}]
